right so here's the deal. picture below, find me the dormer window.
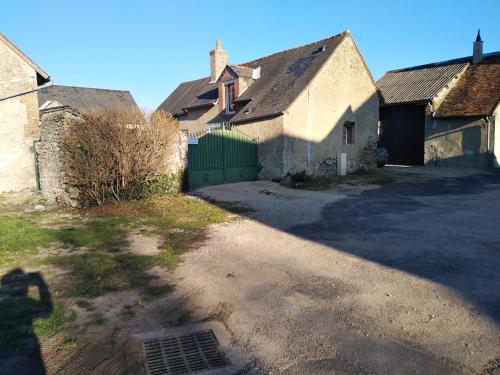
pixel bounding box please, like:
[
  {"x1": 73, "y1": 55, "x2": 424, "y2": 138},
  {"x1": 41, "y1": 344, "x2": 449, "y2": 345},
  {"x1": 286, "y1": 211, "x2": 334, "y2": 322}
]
[{"x1": 224, "y1": 80, "x2": 236, "y2": 114}]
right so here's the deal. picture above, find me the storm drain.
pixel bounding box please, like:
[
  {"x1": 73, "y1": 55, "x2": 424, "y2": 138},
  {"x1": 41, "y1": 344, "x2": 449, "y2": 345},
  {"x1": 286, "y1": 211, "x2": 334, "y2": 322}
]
[{"x1": 143, "y1": 329, "x2": 230, "y2": 375}]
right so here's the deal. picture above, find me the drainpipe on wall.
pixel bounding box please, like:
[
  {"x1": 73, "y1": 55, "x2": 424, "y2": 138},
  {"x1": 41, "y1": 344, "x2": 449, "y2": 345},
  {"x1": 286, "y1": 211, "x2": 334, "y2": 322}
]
[
  {"x1": 306, "y1": 89, "x2": 312, "y2": 175},
  {"x1": 0, "y1": 81, "x2": 52, "y2": 102}
]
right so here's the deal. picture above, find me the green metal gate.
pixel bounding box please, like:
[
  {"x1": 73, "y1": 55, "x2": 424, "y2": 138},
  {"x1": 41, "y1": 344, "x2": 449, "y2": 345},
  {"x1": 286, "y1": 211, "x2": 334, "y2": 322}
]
[{"x1": 188, "y1": 126, "x2": 258, "y2": 189}]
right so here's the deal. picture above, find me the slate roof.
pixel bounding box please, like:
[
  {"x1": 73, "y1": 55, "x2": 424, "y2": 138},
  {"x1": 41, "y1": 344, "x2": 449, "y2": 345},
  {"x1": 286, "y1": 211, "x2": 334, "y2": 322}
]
[
  {"x1": 38, "y1": 85, "x2": 137, "y2": 111},
  {"x1": 435, "y1": 54, "x2": 500, "y2": 117},
  {"x1": 0, "y1": 33, "x2": 50, "y2": 84},
  {"x1": 159, "y1": 31, "x2": 372, "y2": 123},
  {"x1": 377, "y1": 62, "x2": 468, "y2": 105},
  {"x1": 158, "y1": 78, "x2": 217, "y2": 116}
]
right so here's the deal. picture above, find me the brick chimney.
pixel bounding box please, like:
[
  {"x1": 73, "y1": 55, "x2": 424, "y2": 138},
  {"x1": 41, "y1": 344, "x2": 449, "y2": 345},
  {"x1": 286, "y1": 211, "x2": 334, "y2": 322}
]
[
  {"x1": 473, "y1": 29, "x2": 483, "y2": 64},
  {"x1": 210, "y1": 40, "x2": 228, "y2": 83}
]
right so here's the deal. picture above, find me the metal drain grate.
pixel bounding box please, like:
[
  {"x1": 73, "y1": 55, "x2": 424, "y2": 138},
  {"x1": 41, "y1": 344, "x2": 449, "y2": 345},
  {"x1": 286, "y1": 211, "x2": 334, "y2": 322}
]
[{"x1": 143, "y1": 329, "x2": 230, "y2": 375}]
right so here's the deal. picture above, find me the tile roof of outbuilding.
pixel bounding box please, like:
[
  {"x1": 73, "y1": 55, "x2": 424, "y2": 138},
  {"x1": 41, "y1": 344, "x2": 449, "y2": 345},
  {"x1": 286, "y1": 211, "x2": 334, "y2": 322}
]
[
  {"x1": 38, "y1": 85, "x2": 137, "y2": 111},
  {"x1": 435, "y1": 54, "x2": 500, "y2": 117},
  {"x1": 158, "y1": 31, "x2": 373, "y2": 123},
  {"x1": 377, "y1": 52, "x2": 500, "y2": 116}
]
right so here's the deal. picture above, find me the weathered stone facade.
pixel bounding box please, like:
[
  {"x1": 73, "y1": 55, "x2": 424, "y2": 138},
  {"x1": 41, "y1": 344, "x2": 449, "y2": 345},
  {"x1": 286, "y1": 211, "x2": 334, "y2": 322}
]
[
  {"x1": 0, "y1": 38, "x2": 44, "y2": 192},
  {"x1": 37, "y1": 108, "x2": 84, "y2": 206},
  {"x1": 38, "y1": 107, "x2": 188, "y2": 206},
  {"x1": 425, "y1": 116, "x2": 490, "y2": 168}
]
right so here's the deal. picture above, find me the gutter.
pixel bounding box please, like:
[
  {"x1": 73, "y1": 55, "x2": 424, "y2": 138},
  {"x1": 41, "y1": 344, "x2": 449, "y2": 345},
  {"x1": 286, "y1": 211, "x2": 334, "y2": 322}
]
[
  {"x1": 230, "y1": 111, "x2": 283, "y2": 125},
  {"x1": 0, "y1": 81, "x2": 53, "y2": 102}
]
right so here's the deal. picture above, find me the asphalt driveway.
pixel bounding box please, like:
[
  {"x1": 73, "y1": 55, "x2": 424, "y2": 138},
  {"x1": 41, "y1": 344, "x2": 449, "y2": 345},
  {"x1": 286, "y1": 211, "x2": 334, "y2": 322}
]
[{"x1": 171, "y1": 169, "x2": 500, "y2": 374}]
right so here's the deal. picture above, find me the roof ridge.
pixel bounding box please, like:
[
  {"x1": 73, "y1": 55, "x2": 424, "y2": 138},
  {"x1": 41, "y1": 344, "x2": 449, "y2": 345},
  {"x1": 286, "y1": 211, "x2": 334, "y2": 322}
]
[
  {"x1": 171, "y1": 31, "x2": 350, "y2": 87},
  {"x1": 48, "y1": 84, "x2": 132, "y2": 93},
  {"x1": 386, "y1": 51, "x2": 500, "y2": 74},
  {"x1": 240, "y1": 30, "x2": 349, "y2": 66}
]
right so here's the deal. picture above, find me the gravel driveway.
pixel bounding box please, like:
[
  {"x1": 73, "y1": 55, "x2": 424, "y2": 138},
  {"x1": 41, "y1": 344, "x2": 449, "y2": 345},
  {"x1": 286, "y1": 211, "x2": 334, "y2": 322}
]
[{"x1": 170, "y1": 170, "x2": 500, "y2": 374}]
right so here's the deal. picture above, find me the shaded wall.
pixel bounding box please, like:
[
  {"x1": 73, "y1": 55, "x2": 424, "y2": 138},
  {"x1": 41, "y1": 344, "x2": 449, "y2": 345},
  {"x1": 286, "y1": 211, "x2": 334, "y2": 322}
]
[
  {"x1": 178, "y1": 105, "x2": 220, "y2": 133},
  {"x1": 425, "y1": 116, "x2": 489, "y2": 168},
  {"x1": 233, "y1": 116, "x2": 285, "y2": 179},
  {"x1": 0, "y1": 40, "x2": 40, "y2": 192}
]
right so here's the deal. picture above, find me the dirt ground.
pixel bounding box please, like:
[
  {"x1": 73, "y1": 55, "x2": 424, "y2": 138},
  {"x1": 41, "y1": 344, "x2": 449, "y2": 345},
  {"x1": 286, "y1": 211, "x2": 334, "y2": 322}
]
[
  {"x1": 2, "y1": 168, "x2": 499, "y2": 374},
  {"x1": 172, "y1": 168, "x2": 500, "y2": 374}
]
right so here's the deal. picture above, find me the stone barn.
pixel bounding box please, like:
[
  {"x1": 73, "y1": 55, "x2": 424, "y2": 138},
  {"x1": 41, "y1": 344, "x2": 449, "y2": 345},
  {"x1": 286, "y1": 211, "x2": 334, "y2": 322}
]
[
  {"x1": 158, "y1": 30, "x2": 379, "y2": 179},
  {"x1": 0, "y1": 33, "x2": 51, "y2": 192},
  {"x1": 377, "y1": 31, "x2": 500, "y2": 168}
]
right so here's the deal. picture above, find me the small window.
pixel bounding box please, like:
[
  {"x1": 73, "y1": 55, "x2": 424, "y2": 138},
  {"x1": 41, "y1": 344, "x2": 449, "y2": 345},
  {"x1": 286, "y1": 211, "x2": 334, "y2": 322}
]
[
  {"x1": 225, "y1": 82, "x2": 235, "y2": 114},
  {"x1": 343, "y1": 121, "x2": 355, "y2": 144}
]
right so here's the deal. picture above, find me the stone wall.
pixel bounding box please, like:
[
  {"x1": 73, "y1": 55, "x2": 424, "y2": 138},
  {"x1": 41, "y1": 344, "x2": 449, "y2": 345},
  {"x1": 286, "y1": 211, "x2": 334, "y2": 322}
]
[
  {"x1": 424, "y1": 116, "x2": 490, "y2": 168},
  {"x1": 38, "y1": 108, "x2": 83, "y2": 206},
  {"x1": 38, "y1": 107, "x2": 188, "y2": 206},
  {"x1": 0, "y1": 39, "x2": 40, "y2": 192}
]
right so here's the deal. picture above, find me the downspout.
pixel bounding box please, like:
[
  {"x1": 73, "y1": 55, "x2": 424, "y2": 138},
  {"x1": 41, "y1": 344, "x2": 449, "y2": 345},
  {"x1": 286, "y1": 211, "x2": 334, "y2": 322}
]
[
  {"x1": 0, "y1": 81, "x2": 52, "y2": 102},
  {"x1": 306, "y1": 89, "x2": 312, "y2": 175}
]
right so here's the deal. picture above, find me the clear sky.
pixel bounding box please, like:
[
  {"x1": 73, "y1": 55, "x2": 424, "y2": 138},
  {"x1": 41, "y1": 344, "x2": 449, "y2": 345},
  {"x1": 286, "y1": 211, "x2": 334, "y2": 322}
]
[{"x1": 2, "y1": 0, "x2": 499, "y2": 110}]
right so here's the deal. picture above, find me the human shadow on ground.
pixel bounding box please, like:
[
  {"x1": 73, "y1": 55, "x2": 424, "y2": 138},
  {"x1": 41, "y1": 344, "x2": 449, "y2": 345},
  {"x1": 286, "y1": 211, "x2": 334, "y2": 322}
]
[{"x1": 0, "y1": 268, "x2": 53, "y2": 375}]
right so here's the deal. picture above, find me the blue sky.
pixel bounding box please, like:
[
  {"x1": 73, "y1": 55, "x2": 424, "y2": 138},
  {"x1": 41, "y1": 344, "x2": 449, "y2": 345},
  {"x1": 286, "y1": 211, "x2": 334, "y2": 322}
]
[{"x1": 2, "y1": 0, "x2": 499, "y2": 109}]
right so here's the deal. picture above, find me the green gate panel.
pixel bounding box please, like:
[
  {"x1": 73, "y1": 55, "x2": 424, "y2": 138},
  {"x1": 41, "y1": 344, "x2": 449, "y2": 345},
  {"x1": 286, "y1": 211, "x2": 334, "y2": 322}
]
[
  {"x1": 223, "y1": 167, "x2": 258, "y2": 183},
  {"x1": 188, "y1": 128, "x2": 258, "y2": 189},
  {"x1": 189, "y1": 169, "x2": 224, "y2": 189}
]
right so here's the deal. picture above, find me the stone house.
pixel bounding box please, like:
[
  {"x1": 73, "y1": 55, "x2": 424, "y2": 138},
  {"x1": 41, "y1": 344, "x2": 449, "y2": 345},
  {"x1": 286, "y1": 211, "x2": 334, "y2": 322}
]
[
  {"x1": 36, "y1": 85, "x2": 138, "y2": 205},
  {"x1": 0, "y1": 33, "x2": 50, "y2": 192},
  {"x1": 377, "y1": 31, "x2": 500, "y2": 168},
  {"x1": 158, "y1": 31, "x2": 379, "y2": 179}
]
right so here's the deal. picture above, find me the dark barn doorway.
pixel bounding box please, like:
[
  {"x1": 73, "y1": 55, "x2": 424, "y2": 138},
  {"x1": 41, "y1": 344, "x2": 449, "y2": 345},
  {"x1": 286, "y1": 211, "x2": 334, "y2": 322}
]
[{"x1": 379, "y1": 104, "x2": 425, "y2": 165}]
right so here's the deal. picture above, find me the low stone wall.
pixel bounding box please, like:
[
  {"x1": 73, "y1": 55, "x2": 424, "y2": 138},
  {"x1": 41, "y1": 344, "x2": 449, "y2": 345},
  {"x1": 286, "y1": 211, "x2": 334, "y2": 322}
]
[
  {"x1": 38, "y1": 108, "x2": 83, "y2": 206},
  {"x1": 38, "y1": 107, "x2": 187, "y2": 206}
]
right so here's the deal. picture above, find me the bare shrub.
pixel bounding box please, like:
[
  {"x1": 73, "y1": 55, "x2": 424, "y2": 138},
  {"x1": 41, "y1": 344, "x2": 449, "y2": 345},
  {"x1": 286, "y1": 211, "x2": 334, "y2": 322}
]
[{"x1": 62, "y1": 107, "x2": 180, "y2": 206}]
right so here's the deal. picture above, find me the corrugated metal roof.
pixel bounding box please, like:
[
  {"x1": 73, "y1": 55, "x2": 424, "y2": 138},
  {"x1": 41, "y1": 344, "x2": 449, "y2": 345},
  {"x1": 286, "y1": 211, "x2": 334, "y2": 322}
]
[{"x1": 377, "y1": 63, "x2": 468, "y2": 105}]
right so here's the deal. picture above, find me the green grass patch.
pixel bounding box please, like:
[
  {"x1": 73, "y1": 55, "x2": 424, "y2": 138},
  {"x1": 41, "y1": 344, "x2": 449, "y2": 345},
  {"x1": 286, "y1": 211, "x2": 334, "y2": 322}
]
[
  {"x1": 88, "y1": 312, "x2": 106, "y2": 326},
  {"x1": 45, "y1": 195, "x2": 230, "y2": 297},
  {"x1": 75, "y1": 300, "x2": 93, "y2": 310},
  {"x1": 33, "y1": 303, "x2": 76, "y2": 336},
  {"x1": 0, "y1": 215, "x2": 55, "y2": 266},
  {"x1": 54, "y1": 218, "x2": 129, "y2": 252}
]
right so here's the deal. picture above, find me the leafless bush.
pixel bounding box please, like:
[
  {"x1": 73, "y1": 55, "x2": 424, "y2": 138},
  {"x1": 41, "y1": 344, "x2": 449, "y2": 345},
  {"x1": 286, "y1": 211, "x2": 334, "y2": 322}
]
[{"x1": 62, "y1": 107, "x2": 180, "y2": 206}]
